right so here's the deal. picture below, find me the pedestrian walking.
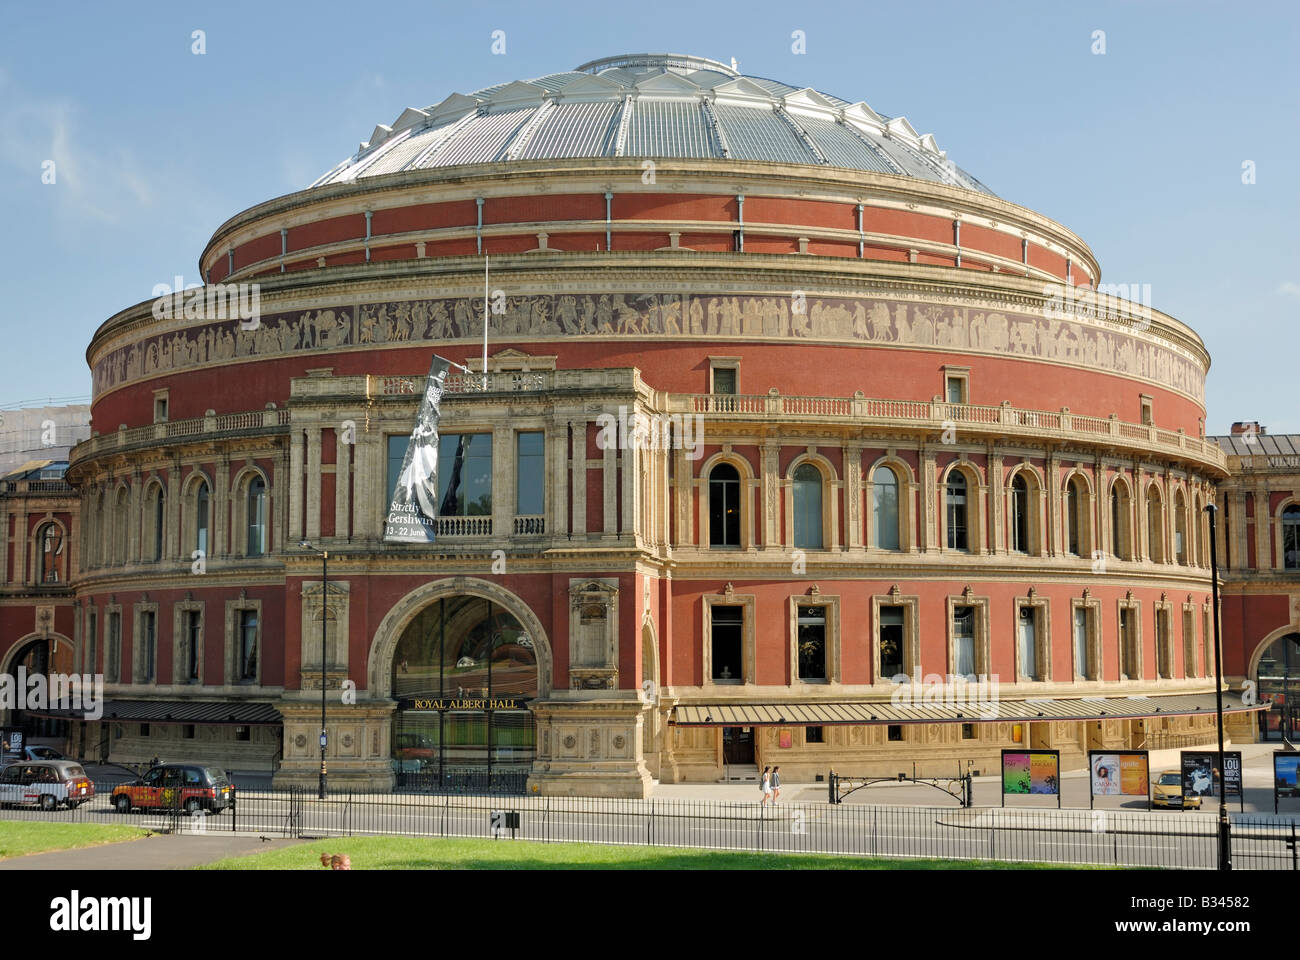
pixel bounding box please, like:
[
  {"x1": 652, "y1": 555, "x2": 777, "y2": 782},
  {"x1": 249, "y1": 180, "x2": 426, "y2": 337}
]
[
  {"x1": 760, "y1": 765, "x2": 772, "y2": 806},
  {"x1": 771, "y1": 765, "x2": 782, "y2": 802}
]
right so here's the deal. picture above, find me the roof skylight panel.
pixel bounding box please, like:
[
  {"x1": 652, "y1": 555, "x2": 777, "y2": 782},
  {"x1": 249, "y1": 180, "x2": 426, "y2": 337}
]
[
  {"x1": 625, "y1": 100, "x2": 715, "y2": 158},
  {"x1": 520, "y1": 100, "x2": 622, "y2": 158},
  {"x1": 712, "y1": 104, "x2": 819, "y2": 164},
  {"x1": 792, "y1": 114, "x2": 897, "y2": 173},
  {"x1": 427, "y1": 107, "x2": 535, "y2": 165}
]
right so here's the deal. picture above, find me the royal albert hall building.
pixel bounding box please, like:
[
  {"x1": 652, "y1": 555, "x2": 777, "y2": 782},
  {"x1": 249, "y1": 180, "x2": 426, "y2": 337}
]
[{"x1": 29, "y1": 53, "x2": 1274, "y2": 795}]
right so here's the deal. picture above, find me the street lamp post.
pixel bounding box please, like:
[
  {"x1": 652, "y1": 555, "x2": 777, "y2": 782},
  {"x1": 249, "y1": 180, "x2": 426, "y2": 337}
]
[
  {"x1": 1204, "y1": 504, "x2": 1231, "y2": 871},
  {"x1": 301, "y1": 541, "x2": 328, "y2": 799}
]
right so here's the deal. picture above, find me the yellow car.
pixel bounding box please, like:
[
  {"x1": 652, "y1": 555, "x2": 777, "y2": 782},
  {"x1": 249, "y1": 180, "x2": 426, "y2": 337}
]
[{"x1": 1152, "y1": 770, "x2": 1201, "y2": 810}]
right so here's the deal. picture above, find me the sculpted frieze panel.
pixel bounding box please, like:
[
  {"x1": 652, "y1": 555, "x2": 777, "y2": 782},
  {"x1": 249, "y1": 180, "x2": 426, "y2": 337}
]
[{"x1": 92, "y1": 293, "x2": 1204, "y2": 402}]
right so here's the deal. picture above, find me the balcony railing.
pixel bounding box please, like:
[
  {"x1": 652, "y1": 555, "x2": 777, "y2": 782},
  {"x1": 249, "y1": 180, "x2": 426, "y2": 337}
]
[
  {"x1": 0, "y1": 479, "x2": 75, "y2": 495},
  {"x1": 670, "y1": 393, "x2": 1226, "y2": 469},
  {"x1": 512, "y1": 515, "x2": 545, "y2": 536},
  {"x1": 369, "y1": 371, "x2": 552, "y2": 397},
  {"x1": 72, "y1": 408, "x2": 291, "y2": 462},
  {"x1": 436, "y1": 515, "x2": 493, "y2": 537}
]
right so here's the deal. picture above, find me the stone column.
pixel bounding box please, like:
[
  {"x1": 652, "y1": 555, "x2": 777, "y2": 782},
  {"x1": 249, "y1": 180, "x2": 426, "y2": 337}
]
[
  {"x1": 335, "y1": 427, "x2": 351, "y2": 540},
  {"x1": 274, "y1": 442, "x2": 290, "y2": 552},
  {"x1": 305, "y1": 427, "x2": 322, "y2": 542},
  {"x1": 549, "y1": 420, "x2": 569, "y2": 537},
  {"x1": 571, "y1": 420, "x2": 587, "y2": 537},
  {"x1": 213, "y1": 455, "x2": 230, "y2": 558},
  {"x1": 1255, "y1": 483, "x2": 1272, "y2": 570},
  {"x1": 621, "y1": 439, "x2": 639, "y2": 544},
  {"x1": 128, "y1": 471, "x2": 142, "y2": 563},
  {"x1": 493, "y1": 424, "x2": 512, "y2": 540},
  {"x1": 844, "y1": 442, "x2": 863, "y2": 549},
  {"x1": 602, "y1": 422, "x2": 618, "y2": 538},
  {"x1": 760, "y1": 440, "x2": 779, "y2": 549},
  {"x1": 166, "y1": 464, "x2": 181, "y2": 561},
  {"x1": 289, "y1": 429, "x2": 305, "y2": 543},
  {"x1": 989, "y1": 453, "x2": 1004, "y2": 554},
  {"x1": 673, "y1": 443, "x2": 692, "y2": 546},
  {"x1": 1045, "y1": 452, "x2": 1061, "y2": 556},
  {"x1": 920, "y1": 446, "x2": 937, "y2": 551}
]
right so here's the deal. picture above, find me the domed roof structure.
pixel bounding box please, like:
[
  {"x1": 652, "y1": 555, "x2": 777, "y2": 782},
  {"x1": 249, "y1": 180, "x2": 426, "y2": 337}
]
[{"x1": 311, "y1": 53, "x2": 993, "y2": 195}]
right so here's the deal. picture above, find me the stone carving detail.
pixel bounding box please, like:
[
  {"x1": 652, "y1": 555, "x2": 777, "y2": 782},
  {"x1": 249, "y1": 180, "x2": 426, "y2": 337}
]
[
  {"x1": 563, "y1": 734, "x2": 576, "y2": 749},
  {"x1": 589, "y1": 729, "x2": 600, "y2": 757},
  {"x1": 94, "y1": 294, "x2": 1205, "y2": 402},
  {"x1": 613, "y1": 734, "x2": 626, "y2": 750},
  {"x1": 569, "y1": 578, "x2": 619, "y2": 691},
  {"x1": 295, "y1": 734, "x2": 307, "y2": 749}
]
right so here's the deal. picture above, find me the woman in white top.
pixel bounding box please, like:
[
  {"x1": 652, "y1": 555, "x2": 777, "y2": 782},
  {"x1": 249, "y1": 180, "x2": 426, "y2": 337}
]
[{"x1": 760, "y1": 766, "x2": 772, "y2": 805}]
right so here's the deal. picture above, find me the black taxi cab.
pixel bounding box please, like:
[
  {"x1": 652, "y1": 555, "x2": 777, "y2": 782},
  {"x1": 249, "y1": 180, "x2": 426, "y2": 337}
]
[{"x1": 111, "y1": 763, "x2": 233, "y2": 815}]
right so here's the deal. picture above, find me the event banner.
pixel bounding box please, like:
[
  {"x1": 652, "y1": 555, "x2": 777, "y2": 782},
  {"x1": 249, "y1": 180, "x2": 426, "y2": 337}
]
[
  {"x1": 1089, "y1": 751, "x2": 1150, "y2": 797},
  {"x1": 1002, "y1": 751, "x2": 1060, "y2": 795},
  {"x1": 1221, "y1": 751, "x2": 1243, "y2": 799},
  {"x1": 383, "y1": 355, "x2": 452, "y2": 543}
]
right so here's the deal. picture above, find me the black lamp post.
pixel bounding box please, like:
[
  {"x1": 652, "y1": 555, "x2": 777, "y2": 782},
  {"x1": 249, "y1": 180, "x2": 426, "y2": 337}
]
[
  {"x1": 1204, "y1": 504, "x2": 1231, "y2": 870},
  {"x1": 300, "y1": 540, "x2": 328, "y2": 799}
]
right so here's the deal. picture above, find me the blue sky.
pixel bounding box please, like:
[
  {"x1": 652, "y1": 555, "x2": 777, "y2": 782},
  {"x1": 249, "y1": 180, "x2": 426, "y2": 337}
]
[{"x1": 1, "y1": 0, "x2": 1296, "y2": 431}]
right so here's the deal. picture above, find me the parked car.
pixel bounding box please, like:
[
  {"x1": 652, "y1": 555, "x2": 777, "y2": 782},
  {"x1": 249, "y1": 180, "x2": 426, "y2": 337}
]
[
  {"x1": 21, "y1": 745, "x2": 67, "y2": 762},
  {"x1": 0, "y1": 760, "x2": 95, "y2": 810},
  {"x1": 1152, "y1": 769, "x2": 1201, "y2": 810},
  {"x1": 111, "y1": 763, "x2": 233, "y2": 816}
]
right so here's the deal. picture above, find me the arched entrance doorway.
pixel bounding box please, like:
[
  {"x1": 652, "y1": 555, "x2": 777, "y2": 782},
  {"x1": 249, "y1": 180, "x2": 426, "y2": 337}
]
[
  {"x1": 390, "y1": 596, "x2": 539, "y2": 793},
  {"x1": 2, "y1": 635, "x2": 75, "y2": 740},
  {"x1": 1256, "y1": 633, "x2": 1300, "y2": 741}
]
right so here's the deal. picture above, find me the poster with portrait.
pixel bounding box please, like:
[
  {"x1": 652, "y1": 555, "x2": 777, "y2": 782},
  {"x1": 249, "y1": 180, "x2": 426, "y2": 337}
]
[
  {"x1": 1089, "y1": 751, "x2": 1150, "y2": 804},
  {"x1": 1275, "y1": 752, "x2": 1300, "y2": 803}
]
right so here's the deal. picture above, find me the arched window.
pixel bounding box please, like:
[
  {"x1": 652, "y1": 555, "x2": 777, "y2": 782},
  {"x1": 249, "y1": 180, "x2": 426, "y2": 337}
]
[
  {"x1": 872, "y1": 466, "x2": 900, "y2": 550},
  {"x1": 1174, "y1": 491, "x2": 1188, "y2": 564},
  {"x1": 113, "y1": 487, "x2": 129, "y2": 565},
  {"x1": 1146, "y1": 486, "x2": 1164, "y2": 563},
  {"x1": 708, "y1": 463, "x2": 740, "y2": 548},
  {"x1": 946, "y1": 472, "x2": 969, "y2": 551},
  {"x1": 1010, "y1": 474, "x2": 1030, "y2": 553},
  {"x1": 195, "y1": 481, "x2": 210, "y2": 557},
  {"x1": 1066, "y1": 479, "x2": 1080, "y2": 555},
  {"x1": 792, "y1": 463, "x2": 823, "y2": 549},
  {"x1": 1110, "y1": 481, "x2": 1132, "y2": 560},
  {"x1": 1283, "y1": 506, "x2": 1300, "y2": 570},
  {"x1": 37, "y1": 523, "x2": 63, "y2": 583},
  {"x1": 246, "y1": 476, "x2": 267, "y2": 556},
  {"x1": 148, "y1": 485, "x2": 165, "y2": 562}
]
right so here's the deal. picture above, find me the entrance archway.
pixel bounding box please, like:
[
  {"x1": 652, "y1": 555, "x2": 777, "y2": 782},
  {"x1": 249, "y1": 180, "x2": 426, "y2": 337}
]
[
  {"x1": 367, "y1": 578, "x2": 551, "y2": 792},
  {"x1": 1252, "y1": 632, "x2": 1300, "y2": 741},
  {"x1": 1, "y1": 633, "x2": 75, "y2": 738}
]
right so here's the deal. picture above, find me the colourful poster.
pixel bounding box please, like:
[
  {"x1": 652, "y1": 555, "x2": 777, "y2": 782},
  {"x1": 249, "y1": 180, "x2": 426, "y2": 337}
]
[
  {"x1": 778, "y1": 729, "x2": 792, "y2": 749},
  {"x1": 1120, "y1": 754, "x2": 1149, "y2": 796},
  {"x1": 1030, "y1": 753, "x2": 1059, "y2": 794},
  {"x1": 1091, "y1": 753, "x2": 1122, "y2": 795},
  {"x1": 1275, "y1": 754, "x2": 1300, "y2": 798},
  {"x1": 1003, "y1": 752, "x2": 1031, "y2": 794}
]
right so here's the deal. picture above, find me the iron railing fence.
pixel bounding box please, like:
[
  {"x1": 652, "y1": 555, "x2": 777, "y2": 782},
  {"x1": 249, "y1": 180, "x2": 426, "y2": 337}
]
[{"x1": 4, "y1": 788, "x2": 1300, "y2": 869}]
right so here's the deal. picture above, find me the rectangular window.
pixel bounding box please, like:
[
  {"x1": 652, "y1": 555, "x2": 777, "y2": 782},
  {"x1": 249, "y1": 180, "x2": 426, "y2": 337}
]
[
  {"x1": 235, "y1": 725, "x2": 251, "y2": 742},
  {"x1": 141, "y1": 611, "x2": 156, "y2": 683},
  {"x1": 961, "y1": 723, "x2": 976, "y2": 740},
  {"x1": 712, "y1": 367, "x2": 737, "y2": 395},
  {"x1": 154, "y1": 395, "x2": 168, "y2": 423},
  {"x1": 710, "y1": 605, "x2": 744, "y2": 682},
  {"x1": 953, "y1": 605, "x2": 976, "y2": 678},
  {"x1": 385, "y1": 434, "x2": 408, "y2": 505},
  {"x1": 515, "y1": 432, "x2": 545, "y2": 516},
  {"x1": 438, "y1": 434, "x2": 493, "y2": 517},
  {"x1": 1156, "y1": 608, "x2": 1173, "y2": 678},
  {"x1": 1074, "y1": 607, "x2": 1090, "y2": 678},
  {"x1": 1183, "y1": 608, "x2": 1197, "y2": 678},
  {"x1": 1018, "y1": 606, "x2": 1037, "y2": 679},
  {"x1": 887, "y1": 725, "x2": 903, "y2": 742},
  {"x1": 1120, "y1": 608, "x2": 1137, "y2": 679},
  {"x1": 946, "y1": 376, "x2": 965, "y2": 404},
  {"x1": 239, "y1": 610, "x2": 259, "y2": 682},
  {"x1": 805, "y1": 726, "x2": 824, "y2": 744},
  {"x1": 140, "y1": 723, "x2": 150, "y2": 737},
  {"x1": 1203, "y1": 609, "x2": 1213, "y2": 679},
  {"x1": 87, "y1": 611, "x2": 97, "y2": 674},
  {"x1": 182, "y1": 724, "x2": 196, "y2": 740},
  {"x1": 796, "y1": 605, "x2": 827, "y2": 681},
  {"x1": 879, "y1": 605, "x2": 905, "y2": 679},
  {"x1": 185, "y1": 610, "x2": 201, "y2": 683}
]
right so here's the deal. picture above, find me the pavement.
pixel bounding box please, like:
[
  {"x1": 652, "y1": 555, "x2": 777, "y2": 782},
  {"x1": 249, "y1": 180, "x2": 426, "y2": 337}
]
[{"x1": 0, "y1": 833, "x2": 304, "y2": 870}]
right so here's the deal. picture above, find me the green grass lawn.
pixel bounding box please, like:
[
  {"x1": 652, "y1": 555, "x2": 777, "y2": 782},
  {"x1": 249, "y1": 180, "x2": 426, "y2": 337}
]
[
  {"x1": 201, "y1": 835, "x2": 1078, "y2": 870},
  {"x1": 0, "y1": 821, "x2": 151, "y2": 861}
]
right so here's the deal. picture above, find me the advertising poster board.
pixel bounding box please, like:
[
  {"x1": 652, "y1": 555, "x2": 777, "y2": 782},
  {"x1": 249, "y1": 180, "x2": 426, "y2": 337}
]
[
  {"x1": 383, "y1": 355, "x2": 452, "y2": 543},
  {"x1": 1180, "y1": 750, "x2": 1244, "y2": 809},
  {"x1": 1275, "y1": 752, "x2": 1300, "y2": 813},
  {"x1": 1088, "y1": 751, "x2": 1151, "y2": 808},
  {"x1": 1000, "y1": 750, "x2": 1061, "y2": 807}
]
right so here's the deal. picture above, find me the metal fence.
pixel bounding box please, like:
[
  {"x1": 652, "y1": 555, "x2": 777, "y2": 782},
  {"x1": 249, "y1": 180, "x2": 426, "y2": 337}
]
[{"x1": 4, "y1": 785, "x2": 1300, "y2": 869}]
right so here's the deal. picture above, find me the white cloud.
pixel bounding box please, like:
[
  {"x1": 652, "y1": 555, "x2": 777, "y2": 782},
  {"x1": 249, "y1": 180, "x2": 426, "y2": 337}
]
[{"x1": 1278, "y1": 282, "x2": 1300, "y2": 299}]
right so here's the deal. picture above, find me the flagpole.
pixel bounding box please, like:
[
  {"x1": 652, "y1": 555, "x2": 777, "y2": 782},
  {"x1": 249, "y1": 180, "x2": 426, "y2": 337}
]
[{"x1": 482, "y1": 255, "x2": 489, "y2": 391}]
